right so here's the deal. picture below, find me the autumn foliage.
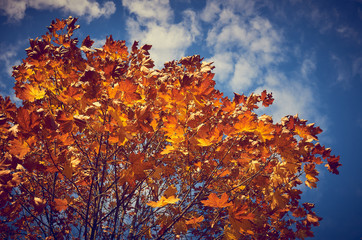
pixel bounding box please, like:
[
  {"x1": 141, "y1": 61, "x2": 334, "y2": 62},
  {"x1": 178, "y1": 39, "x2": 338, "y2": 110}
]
[{"x1": 0, "y1": 17, "x2": 340, "y2": 239}]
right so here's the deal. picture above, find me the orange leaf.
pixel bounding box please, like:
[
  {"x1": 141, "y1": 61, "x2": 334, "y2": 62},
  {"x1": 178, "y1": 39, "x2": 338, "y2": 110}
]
[
  {"x1": 234, "y1": 112, "x2": 257, "y2": 133},
  {"x1": 185, "y1": 216, "x2": 204, "y2": 226},
  {"x1": 201, "y1": 193, "x2": 232, "y2": 208},
  {"x1": 307, "y1": 214, "x2": 320, "y2": 223},
  {"x1": 17, "y1": 84, "x2": 46, "y2": 102},
  {"x1": 9, "y1": 138, "x2": 30, "y2": 159},
  {"x1": 147, "y1": 195, "x2": 180, "y2": 208},
  {"x1": 255, "y1": 121, "x2": 274, "y2": 141},
  {"x1": 54, "y1": 198, "x2": 68, "y2": 211}
]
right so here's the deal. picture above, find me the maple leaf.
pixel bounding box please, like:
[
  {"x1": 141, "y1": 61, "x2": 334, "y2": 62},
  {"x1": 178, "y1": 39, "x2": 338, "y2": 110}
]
[
  {"x1": 201, "y1": 193, "x2": 232, "y2": 208},
  {"x1": 270, "y1": 189, "x2": 288, "y2": 210},
  {"x1": 58, "y1": 86, "x2": 83, "y2": 104},
  {"x1": 260, "y1": 90, "x2": 274, "y2": 107},
  {"x1": 9, "y1": 138, "x2": 30, "y2": 159},
  {"x1": 185, "y1": 216, "x2": 204, "y2": 227},
  {"x1": 234, "y1": 112, "x2": 257, "y2": 133},
  {"x1": 161, "y1": 145, "x2": 175, "y2": 155},
  {"x1": 16, "y1": 108, "x2": 40, "y2": 133},
  {"x1": 147, "y1": 195, "x2": 180, "y2": 208},
  {"x1": 164, "y1": 185, "x2": 177, "y2": 198},
  {"x1": 54, "y1": 198, "x2": 68, "y2": 212},
  {"x1": 255, "y1": 120, "x2": 274, "y2": 141},
  {"x1": 231, "y1": 205, "x2": 255, "y2": 221},
  {"x1": 0, "y1": 96, "x2": 17, "y2": 118},
  {"x1": 18, "y1": 84, "x2": 45, "y2": 102},
  {"x1": 81, "y1": 35, "x2": 94, "y2": 48}
]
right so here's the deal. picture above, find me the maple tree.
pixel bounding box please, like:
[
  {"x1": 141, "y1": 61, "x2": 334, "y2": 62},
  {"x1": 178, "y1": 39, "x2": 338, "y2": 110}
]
[{"x1": 0, "y1": 17, "x2": 341, "y2": 239}]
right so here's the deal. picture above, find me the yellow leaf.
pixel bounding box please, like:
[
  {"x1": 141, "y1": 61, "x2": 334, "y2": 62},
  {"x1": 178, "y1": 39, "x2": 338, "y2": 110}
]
[
  {"x1": 147, "y1": 195, "x2": 180, "y2": 208},
  {"x1": 196, "y1": 138, "x2": 213, "y2": 147},
  {"x1": 70, "y1": 156, "x2": 81, "y2": 168},
  {"x1": 22, "y1": 85, "x2": 46, "y2": 102},
  {"x1": 234, "y1": 112, "x2": 256, "y2": 133},
  {"x1": 306, "y1": 173, "x2": 318, "y2": 182},
  {"x1": 34, "y1": 197, "x2": 46, "y2": 206},
  {"x1": 255, "y1": 121, "x2": 274, "y2": 141},
  {"x1": 161, "y1": 145, "x2": 175, "y2": 155},
  {"x1": 305, "y1": 180, "x2": 317, "y2": 189}
]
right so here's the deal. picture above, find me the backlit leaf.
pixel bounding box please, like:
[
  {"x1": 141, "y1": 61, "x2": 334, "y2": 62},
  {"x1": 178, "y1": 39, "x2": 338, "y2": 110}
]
[
  {"x1": 201, "y1": 193, "x2": 232, "y2": 208},
  {"x1": 9, "y1": 138, "x2": 30, "y2": 159},
  {"x1": 146, "y1": 195, "x2": 180, "y2": 208},
  {"x1": 185, "y1": 216, "x2": 204, "y2": 226},
  {"x1": 17, "y1": 84, "x2": 46, "y2": 102}
]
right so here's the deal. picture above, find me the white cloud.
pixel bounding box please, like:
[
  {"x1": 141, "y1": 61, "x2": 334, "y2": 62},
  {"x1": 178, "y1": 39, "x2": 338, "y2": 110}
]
[
  {"x1": 91, "y1": 38, "x2": 106, "y2": 49},
  {"x1": 205, "y1": 52, "x2": 234, "y2": 83},
  {"x1": 0, "y1": 0, "x2": 27, "y2": 21},
  {"x1": 0, "y1": 0, "x2": 116, "y2": 22},
  {"x1": 200, "y1": 0, "x2": 221, "y2": 22},
  {"x1": 301, "y1": 58, "x2": 316, "y2": 78},
  {"x1": 0, "y1": 41, "x2": 24, "y2": 78},
  {"x1": 255, "y1": 76, "x2": 315, "y2": 121},
  {"x1": 122, "y1": 0, "x2": 172, "y2": 24},
  {"x1": 204, "y1": 3, "x2": 282, "y2": 90},
  {"x1": 223, "y1": 0, "x2": 256, "y2": 17},
  {"x1": 202, "y1": 0, "x2": 326, "y2": 126},
  {"x1": 122, "y1": 0, "x2": 200, "y2": 67},
  {"x1": 230, "y1": 57, "x2": 258, "y2": 92},
  {"x1": 0, "y1": 43, "x2": 23, "y2": 102}
]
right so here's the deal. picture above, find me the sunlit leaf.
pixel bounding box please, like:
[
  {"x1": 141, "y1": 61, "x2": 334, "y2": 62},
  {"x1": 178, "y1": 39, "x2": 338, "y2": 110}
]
[
  {"x1": 201, "y1": 193, "x2": 232, "y2": 208},
  {"x1": 9, "y1": 138, "x2": 30, "y2": 159},
  {"x1": 185, "y1": 216, "x2": 204, "y2": 227},
  {"x1": 146, "y1": 196, "x2": 180, "y2": 208}
]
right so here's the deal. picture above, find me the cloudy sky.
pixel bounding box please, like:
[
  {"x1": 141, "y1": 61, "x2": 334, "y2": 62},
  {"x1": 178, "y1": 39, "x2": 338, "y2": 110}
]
[{"x1": 1, "y1": 0, "x2": 361, "y2": 238}]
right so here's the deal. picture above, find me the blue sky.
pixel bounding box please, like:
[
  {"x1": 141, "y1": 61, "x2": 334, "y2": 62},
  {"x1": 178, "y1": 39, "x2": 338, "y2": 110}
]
[{"x1": 0, "y1": 0, "x2": 361, "y2": 238}]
